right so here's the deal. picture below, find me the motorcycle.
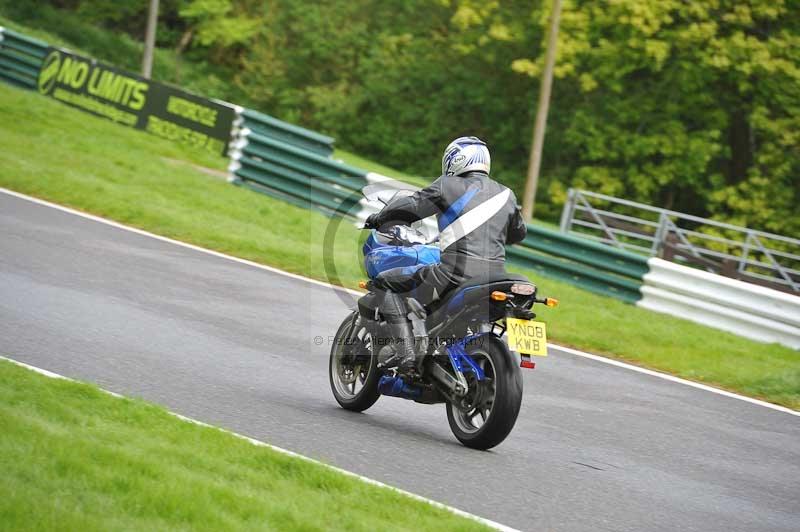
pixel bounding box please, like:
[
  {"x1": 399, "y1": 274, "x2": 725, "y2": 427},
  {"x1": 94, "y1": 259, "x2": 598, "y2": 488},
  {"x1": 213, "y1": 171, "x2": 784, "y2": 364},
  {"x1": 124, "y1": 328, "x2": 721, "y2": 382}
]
[{"x1": 329, "y1": 187, "x2": 557, "y2": 450}]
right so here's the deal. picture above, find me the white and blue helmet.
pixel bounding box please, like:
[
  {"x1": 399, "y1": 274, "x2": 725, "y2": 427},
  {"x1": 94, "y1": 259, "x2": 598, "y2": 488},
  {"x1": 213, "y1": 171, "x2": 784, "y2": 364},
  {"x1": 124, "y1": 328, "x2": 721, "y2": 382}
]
[{"x1": 441, "y1": 136, "x2": 491, "y2": 176}]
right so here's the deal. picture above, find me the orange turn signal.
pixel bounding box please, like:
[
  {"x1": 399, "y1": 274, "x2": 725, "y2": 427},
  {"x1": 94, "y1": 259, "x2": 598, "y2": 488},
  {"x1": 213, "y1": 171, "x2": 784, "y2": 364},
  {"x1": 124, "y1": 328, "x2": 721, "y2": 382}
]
[
  {"x1": 490, "y1": 291, "x2": 508, "y2": 301},
  {"x1": 545, "y1": 297, "x2": 559, "y2": 307},
  {"x1": 358, "y1": 281, "x2": 368, "y2": 289}
]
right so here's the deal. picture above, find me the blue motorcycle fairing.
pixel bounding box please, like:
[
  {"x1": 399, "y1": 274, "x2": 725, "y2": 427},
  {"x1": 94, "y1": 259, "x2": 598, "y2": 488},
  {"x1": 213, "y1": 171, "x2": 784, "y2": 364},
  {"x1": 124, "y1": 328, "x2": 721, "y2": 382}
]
[{"x1": 363, "y1": 230, "x2": 440, "y2": 279}]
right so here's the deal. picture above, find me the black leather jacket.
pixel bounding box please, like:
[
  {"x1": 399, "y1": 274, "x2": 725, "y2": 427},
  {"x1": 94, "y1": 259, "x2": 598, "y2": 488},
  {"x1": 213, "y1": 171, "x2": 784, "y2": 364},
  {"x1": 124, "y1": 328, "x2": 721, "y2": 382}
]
[{"x1": 371, "y1": 171, "x2": 527, "y2": 279}]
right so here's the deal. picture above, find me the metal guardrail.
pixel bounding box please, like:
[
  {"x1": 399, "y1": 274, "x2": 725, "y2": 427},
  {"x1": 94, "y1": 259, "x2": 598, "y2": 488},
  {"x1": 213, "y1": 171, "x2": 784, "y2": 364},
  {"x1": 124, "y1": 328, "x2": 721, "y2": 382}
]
[
  {"x1": 0, "y1": 27, "x2": 48, "y2": 89},
  {"x1": 228, "y1": 113, "x2": 366, "y2": 215},
  {"x1": 506, "y1": 226, "x2": 647, "y2": 303},
  {"x1": 560, "y1": 189, "x2": 800, "y2": 294},
  {"x1": 240, "y1": 109, "x2": 335, "y2": 157}
]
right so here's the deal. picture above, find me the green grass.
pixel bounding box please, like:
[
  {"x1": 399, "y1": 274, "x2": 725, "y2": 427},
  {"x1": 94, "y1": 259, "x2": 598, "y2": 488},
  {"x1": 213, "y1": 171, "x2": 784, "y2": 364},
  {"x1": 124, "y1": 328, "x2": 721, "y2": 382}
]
[
  {"x1": 1, "y1": 84, "x2": 797, "y2": 410},
  {"x1": 0, "y1": 360, "x2": 489, "y2": 531}
]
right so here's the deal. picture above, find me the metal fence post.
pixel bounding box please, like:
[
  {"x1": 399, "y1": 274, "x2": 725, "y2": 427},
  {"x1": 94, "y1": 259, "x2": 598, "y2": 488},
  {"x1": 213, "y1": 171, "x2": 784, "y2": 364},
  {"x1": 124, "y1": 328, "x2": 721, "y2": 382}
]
[
  {"x1": 651, "y1": 212, "x2": 667, "y2": 256},
  {"x1": 740, "y1": 232, "x2": 752, "y2": 274},
  {"x1": 559, "y1": 188, "x2": 576, "y2": 233}
]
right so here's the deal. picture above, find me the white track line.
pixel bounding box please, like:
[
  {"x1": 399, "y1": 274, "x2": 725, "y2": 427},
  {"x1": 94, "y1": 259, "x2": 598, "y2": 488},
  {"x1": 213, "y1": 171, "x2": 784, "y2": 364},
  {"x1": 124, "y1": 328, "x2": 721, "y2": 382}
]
[
  {"x1": 2, "y1": 186, "x2": 797, "y2": 419},
  {"x1": 0, "y1": 355, "x2": 516, "y2": 532},
  {"x1": 549, "y1": 345, "x2": 799, "y2": 417}
]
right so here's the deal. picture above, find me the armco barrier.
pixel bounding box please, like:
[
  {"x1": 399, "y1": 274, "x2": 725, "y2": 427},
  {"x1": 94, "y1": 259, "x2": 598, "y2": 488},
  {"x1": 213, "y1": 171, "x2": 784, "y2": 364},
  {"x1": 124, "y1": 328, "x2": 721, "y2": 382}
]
[
  {"x1": 241, "y1": 108, "x2": 334, "y2": 157},
  {"x1": 228, "y1": 125, "x2": 367, "y2": 215},
  {"x1": 507, "y1": 226, "x2": 648, "y2": 303},
  {"x1": 0, "y1": 27, "x2": 48, "y2": 89},
  {"x1": 639, "y1": 258, "x2": 800, "y2": 349}
]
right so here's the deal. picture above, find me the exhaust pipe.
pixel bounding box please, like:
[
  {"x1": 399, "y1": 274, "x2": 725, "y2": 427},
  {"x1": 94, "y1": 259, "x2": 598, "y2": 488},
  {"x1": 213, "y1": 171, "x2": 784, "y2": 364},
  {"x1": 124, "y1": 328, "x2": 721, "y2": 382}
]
[{"x1": 378, "y1": 375, "x2": 421, "y2": 400}]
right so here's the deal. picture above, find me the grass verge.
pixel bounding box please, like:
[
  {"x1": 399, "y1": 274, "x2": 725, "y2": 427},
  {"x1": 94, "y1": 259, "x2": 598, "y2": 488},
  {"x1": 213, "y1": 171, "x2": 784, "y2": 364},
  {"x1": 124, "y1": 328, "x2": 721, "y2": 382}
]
[
  {"x1": 0, "y1": 360, "x2": 490, "y2": 531},
  {"x1": 1, "y1": 84, "x2": 797, "y2": 410}
]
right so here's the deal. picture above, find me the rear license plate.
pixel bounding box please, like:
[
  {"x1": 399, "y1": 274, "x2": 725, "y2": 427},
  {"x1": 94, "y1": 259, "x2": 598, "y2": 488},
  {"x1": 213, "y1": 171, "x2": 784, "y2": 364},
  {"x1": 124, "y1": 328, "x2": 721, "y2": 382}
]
[{"x1": 506, "y1": 318, "x2": 548, "y2": 356}]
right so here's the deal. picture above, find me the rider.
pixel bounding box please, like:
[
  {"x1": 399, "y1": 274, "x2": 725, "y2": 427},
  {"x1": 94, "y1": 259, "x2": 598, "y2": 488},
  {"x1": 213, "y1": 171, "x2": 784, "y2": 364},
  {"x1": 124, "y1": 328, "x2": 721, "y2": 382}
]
[{"x1": 364, "y1": 136, "x2": 527, "y2": 368}]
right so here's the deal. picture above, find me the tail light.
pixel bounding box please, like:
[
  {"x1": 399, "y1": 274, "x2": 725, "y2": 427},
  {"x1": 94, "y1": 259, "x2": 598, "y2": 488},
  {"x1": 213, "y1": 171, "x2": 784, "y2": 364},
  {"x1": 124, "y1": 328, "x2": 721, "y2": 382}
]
[{"x1": 510, "y1": 283, "x2": 535, "y2": 296}]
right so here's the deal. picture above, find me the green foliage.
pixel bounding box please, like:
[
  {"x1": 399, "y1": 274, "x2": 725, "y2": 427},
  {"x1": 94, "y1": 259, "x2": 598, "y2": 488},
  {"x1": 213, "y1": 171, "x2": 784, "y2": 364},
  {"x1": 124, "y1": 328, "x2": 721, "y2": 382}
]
[
  {"x1": 2, "y1": 0, "x2": 798, "y2": 235},
  {"x1": 537, "y1": 0, "x2": 800, "y2": 235},
  {"x1": 180, "y1": 0, "x2": 260, "y2": 47}
]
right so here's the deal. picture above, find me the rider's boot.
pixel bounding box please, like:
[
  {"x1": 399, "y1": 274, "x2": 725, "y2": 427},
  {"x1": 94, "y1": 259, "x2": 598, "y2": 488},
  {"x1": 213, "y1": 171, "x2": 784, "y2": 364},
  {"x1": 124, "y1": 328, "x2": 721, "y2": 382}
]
[
  {"x1": 387, "y1": 318, "x2": 417, "y2": 369},
  {"x1": 406, "y1": 298, "x2": 428, "y2": 368},
  {"x1": 381, "y1": 292, "x2": 417, "y2": 369}
]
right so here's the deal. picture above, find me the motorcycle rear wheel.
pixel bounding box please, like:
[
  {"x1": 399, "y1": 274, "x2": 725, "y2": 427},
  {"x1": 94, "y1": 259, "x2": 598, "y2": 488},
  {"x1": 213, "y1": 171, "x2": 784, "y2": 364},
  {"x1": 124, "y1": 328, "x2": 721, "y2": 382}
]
[
  {"x1": 329, "y1": 312, "x2": 381, "y2": 412},
  {"x1": 446, "y1": 337, "x2": 523, "y2": 450}
]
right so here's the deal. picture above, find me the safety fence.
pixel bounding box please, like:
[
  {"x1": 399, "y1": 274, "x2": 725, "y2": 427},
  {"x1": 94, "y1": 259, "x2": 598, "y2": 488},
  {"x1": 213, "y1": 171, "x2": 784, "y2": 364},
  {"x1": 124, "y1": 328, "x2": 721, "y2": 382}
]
[
  {"x1": 228, "y1": 109, "x2": 367, "y2": 216},
  {"x1": 0, "y1": 27, "x2": 48, "y2": 89},
  {"x1": 506, "y1": 226, "x2": 648, "y2": 303},
  {"x1": 560, "y1": 188, "x2": 800, "y2": 294},
  {"x1": 239, "y1": 108, "x2": 335, "y2": 157}
]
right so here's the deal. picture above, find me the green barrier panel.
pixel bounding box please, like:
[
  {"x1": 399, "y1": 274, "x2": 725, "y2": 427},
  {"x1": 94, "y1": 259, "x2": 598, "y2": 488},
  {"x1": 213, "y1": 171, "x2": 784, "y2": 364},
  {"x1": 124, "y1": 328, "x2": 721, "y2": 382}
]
[
  {"x1": 238, "y1": 155, "x2": 355, "y2": 205},
  {"x1": 506, "y1": 245, "x2": 643, "y2": 303},
  {"x1": 242, "y1": 108, "x2": 334, "y2": 157},
  {"x1": 0, "y1": 27, "x2": 49, "y2": 89},
  {"x1": 232, "y1": 131, "x2": 367, "y2": 215},
  {"x1": 234, "y1": 165, "x2": 341, "y2": 210},
  {"x1": 508, "y1": 224, "x2": 648, "y2": 302},
  {"x1": 232, "y1": 130, "x2": 367, "y2": 215},
  {"x1": 2, "y1": 37, "x2": 48, "y2": 58},
  {"x1": 241, "y1": 132, "x2": 365, "y2": 190},
  {"x1": 0, "y1": 27, "x2": 48, "y2": 50},
  {"x1": 233, "y1": 162, "x2": 359, "y2": 215},
  {"x1": 0, "y1": 47, "x2": 44, "y2": 68},
  {"x1": 519, "y1": 225, "x2": 649, "y2": 279},
  {"x1": 0, "y1": 55, "x2": 40, "y2": 79}
]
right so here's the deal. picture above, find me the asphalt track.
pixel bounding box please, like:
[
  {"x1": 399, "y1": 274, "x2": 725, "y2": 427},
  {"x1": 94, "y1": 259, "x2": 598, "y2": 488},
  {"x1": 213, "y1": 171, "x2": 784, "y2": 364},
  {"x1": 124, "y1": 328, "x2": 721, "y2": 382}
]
[{"x1": 1, "y1": 191, "x2": 798, "y2": 532}]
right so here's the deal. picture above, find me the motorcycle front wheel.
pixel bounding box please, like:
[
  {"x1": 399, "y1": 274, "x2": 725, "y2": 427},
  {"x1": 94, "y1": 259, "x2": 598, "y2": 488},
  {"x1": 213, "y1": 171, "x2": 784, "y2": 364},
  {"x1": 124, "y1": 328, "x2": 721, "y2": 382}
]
[
  {"x1": 329, "y1": 312, "x2": 381, "y2": 412},
  {"x1": 446, "y1": 336, "x2": 523, "y2": 450}
]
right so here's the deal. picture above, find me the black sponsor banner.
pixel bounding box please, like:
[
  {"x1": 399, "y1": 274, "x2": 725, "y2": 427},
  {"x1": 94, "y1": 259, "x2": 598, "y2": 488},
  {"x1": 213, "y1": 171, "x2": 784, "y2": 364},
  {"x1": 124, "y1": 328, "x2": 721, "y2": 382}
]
[{"x1": 37, "y1": 47, "x2": 235, "y2": 156}]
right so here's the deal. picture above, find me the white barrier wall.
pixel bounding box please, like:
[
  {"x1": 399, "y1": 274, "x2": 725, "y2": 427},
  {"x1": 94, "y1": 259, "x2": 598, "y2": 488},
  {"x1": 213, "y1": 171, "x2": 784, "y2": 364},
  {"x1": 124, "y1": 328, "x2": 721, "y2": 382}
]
[{"x1": 638, "y1": 258, "x2": 800, "y2": 349}]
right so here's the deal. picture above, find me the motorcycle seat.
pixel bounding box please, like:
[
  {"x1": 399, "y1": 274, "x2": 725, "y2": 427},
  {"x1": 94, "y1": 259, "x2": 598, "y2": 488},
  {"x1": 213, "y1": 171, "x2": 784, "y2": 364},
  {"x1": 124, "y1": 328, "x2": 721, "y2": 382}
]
[
  {"x1": 424, "y1": 271, "x2": 529, "y2": 326},
  {"x1": 357, "y1": 271, "x2": 530, "y2": 325}
]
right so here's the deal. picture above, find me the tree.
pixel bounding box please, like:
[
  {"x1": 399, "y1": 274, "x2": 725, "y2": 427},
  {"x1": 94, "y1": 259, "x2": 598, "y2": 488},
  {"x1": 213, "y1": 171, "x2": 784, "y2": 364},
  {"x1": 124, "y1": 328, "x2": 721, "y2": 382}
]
[{"x1": 512, "y1": 0, "x2": 800, "y2": 233}]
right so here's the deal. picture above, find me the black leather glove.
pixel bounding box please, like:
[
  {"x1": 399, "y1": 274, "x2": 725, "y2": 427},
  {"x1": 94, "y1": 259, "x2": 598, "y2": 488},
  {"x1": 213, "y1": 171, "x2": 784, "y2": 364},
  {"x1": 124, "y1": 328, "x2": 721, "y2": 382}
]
[{"x1": 364, "y1": 213, "x2": 380, "y2": 229}]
